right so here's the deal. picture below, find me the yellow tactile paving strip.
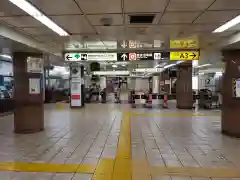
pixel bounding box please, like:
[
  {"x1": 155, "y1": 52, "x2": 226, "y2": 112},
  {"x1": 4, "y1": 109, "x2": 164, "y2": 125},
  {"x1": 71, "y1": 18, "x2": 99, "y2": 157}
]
[
  {"x1": 0, "y1": 162, "x2": 96, "y2": 173},
  {"x1": 1, "y1": 111, "x2": 240, "y2": 179},
  {"x1": 93, "y1": 112, "x2": 132, "y2": 180}
]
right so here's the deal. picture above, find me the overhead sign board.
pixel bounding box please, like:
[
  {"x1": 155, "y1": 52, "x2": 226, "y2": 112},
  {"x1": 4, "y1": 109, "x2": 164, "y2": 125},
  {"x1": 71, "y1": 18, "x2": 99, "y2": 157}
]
[
  {"x1": 170, "y1": 39, "x2": 199, "y2": 49},
  {"x1": 65, "y1": 41, "x2": 117, "y2": 50},
  {"x1": 170, "y1": 51, "x2": 199, "y2": 61},
  {"x1": 117, "y1": 40, "x2": 164, "y2": 49},
  {"x1": 64, "y1": 53, "x2": 117, "y2": 61},
  {"x1": 118, "y1": 52, "x2": 170, "y2": 61}
]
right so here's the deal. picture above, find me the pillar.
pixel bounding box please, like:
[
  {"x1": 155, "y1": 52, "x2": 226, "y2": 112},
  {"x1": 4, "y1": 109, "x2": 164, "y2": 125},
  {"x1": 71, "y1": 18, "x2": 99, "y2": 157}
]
[
  {"x1": 152, "y1": 76, "x2": 160, "y2": 93},
  {"x1": 221, "y1": 50, "x2": 240, "y2": 137},
  {"x1": 70, "y1": 64, "x2": 85, "y2": 108},
  {"x1": 13, "y1": 52, "x2": 44, "y2": 133},
  {"x1": 160, "y1": 70, "x2": 170, "y2": 93},
  {"x1": 176, "y1": 62, "x2": 193, "y2": 109},
  {"x1": 100, "y1": 77, "x2": 106, "y2": 89}
]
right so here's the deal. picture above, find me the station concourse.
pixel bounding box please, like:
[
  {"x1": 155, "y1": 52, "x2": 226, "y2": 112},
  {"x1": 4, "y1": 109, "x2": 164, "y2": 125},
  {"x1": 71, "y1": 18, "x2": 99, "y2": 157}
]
[{"x1": 1, "y1": 0, "x2": 240, "y2": 179}]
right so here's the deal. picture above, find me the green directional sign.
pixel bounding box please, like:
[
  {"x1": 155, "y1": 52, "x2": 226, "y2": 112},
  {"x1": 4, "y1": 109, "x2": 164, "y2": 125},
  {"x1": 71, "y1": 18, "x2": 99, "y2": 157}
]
[
  {"x1": 74, "y1": 54, "x2": 80, "y2": 59},
  {"x1": 65, "y1": 53, "x2": 81, "y2": 61}
]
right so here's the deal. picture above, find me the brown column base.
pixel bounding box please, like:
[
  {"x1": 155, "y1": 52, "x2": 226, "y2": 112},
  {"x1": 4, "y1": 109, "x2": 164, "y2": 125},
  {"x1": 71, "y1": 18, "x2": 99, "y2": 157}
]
[
  {"x1": 14, "y1": 105, "x2": 44, "y2": 134},
  {"x1": 221, "y1": 107, "x2": 240, "y2": 138},
  {"x1": 222, "y1": 130, "x2": 240, "y2": 138},
  {"x1": 177, "y1": 105, "x2": 193, "y2": 109}
]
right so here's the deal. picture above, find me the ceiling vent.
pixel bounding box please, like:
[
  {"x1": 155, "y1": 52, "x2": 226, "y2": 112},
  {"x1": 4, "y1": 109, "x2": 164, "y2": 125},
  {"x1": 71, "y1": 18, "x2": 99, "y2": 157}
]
[{"x1": 129, "y1": 14, "x2": 155, "y2": 24}]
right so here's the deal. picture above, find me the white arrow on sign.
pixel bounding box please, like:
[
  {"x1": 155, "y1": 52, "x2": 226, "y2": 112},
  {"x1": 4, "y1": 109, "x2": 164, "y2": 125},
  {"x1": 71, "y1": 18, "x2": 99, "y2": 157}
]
[
  {"x1": 121, "y1": 53, "x2": 127, "y2": 61},
  {"x1": 121, "y1": 40, "x2": 127, "y2": 48}
]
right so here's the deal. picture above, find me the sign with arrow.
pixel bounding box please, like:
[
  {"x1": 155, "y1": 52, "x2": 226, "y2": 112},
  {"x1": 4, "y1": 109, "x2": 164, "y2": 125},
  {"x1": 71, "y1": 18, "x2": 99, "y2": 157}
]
[
  {"x1": 170, "y1": 51, "x2": 199, "y2": 61},
  {"x1": 121, "y1": 53, "x2": 128, "y2": 61},
  {"x1": 121, "y1": 40, "x2": 127, "y2": 48},
  {"x1": 64, "y1": 53, "x2": 81, "y2": 61}
]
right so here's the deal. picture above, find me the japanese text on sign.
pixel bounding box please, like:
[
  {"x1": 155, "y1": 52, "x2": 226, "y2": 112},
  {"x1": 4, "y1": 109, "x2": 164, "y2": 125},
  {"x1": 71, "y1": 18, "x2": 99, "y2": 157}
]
[{"x1": 170, "y1": 39, "x2": 199, "y2": 49}]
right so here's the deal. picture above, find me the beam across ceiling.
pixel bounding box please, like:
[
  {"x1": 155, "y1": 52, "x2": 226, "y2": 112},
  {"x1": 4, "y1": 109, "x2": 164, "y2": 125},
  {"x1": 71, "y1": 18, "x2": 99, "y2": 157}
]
[{"x1": 0, "y1": 23, "x2": 59, "y2": 54}]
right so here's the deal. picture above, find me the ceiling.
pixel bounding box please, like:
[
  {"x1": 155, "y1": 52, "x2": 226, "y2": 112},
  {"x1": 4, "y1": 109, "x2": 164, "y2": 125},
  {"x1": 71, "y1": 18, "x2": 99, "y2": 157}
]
[{"x1": 0, "y1": 0, "x2": 240, "y2": 53}]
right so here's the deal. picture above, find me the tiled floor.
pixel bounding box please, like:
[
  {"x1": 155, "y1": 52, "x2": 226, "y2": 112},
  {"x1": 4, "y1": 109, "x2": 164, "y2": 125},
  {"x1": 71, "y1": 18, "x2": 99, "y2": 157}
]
[{"x1": 0, "y1": 103, "x2": 240, "y2": 179}]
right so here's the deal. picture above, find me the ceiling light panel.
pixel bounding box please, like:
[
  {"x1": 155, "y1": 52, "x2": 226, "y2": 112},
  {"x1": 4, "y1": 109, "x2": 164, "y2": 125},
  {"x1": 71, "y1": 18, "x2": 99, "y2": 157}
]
[
  {"x1": 213, "y1": 15, "x2": 240, "y2": 33},
  {"x1": 8, "y1": 0, "x2": 69, "y2": 36}
]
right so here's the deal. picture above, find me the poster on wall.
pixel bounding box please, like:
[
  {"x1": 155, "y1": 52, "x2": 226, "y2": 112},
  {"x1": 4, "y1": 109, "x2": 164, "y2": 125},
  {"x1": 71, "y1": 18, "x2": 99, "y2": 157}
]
[
  {"x1": 27, "y1": 57, "x2": 43, "y2": 73},
  {"x1": 29, "y1": 78, "x2": 40, "y2": 94}
]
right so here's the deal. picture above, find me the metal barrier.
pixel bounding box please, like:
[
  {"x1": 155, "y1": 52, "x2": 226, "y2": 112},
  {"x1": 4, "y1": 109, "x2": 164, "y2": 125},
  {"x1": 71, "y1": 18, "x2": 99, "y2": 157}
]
[{"x1": 131, "y1": 93, "x2": 168, "y2": 108}]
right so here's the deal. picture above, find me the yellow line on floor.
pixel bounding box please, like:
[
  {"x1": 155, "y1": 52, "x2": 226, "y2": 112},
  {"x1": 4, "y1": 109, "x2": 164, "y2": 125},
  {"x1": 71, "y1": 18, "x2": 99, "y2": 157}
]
[
  {"x1": 92, "y1": 112, "x2": 132, "y2": 180},
  {"x1": 92, "y1": 158, "x2": 114, "y2": 180},
  {"x1": 131, "y1": 112, "x2": 220, "y2": 117},
  {"x1": 0, "y1": 162, "x2": 96, "y2": 173},
  {"x1": 112, "y1": 112, "x2": 132, "y2": 180}
]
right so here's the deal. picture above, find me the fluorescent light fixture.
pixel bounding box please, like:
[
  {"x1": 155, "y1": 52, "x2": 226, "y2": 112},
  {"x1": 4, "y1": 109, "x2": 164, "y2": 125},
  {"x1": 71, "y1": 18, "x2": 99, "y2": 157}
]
[
  {"x1": 213, "y1": 15, "x2": 240, "y2": 33},
  {"x1": 8, "y1": 0, "x2": 69, "y2": 36},
  {"x1": 164, "y1": 63, "x2": 176, "y2": 69},
  {"x1": 0, "y1": 54, "x2": 12, "y2": 59},
  {"x1": 196, "y1": 64, "x2": 211, "y2": 68},
  {"x1": 112, "y1": 64, "x2": 118, "y2": 68},
  {"x1": 199, "y1": 72, "x2": 204, "y2": 75},
  {"x1": 215, "y1": 71, "x2": 223, "y2": 76},
  {"x1": 164, "y1": 61, "x2": 184, "y2": 69},
  {"x1": 176, "y1": 61, "x2": 184, "y2": 64},
  {"x1": 192, "y1": 60, "x2": 199, "y2": 67}
]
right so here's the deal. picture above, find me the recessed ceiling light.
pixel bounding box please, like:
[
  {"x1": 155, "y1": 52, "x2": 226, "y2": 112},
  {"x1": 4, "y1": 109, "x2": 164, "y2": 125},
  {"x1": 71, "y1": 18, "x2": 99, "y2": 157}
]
[
  {"x1": 112, "y1": 64, "x2": 118, "y2": 68},
  {"x1": 0, "y1": 54, "x2": 12, "y2": 59},
  {"x1": 8, "y1": 0, "x2": 69, "y2": 36},
  {"x1": 213, "y1": 15, "x2": 240, "y2": 33},
  {"x1": 196, "y1": 64, "x2": 211, "y2": 68}
]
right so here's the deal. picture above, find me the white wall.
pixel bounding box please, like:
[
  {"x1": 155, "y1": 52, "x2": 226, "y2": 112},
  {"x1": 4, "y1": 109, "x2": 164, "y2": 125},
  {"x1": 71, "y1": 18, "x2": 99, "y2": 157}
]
[
  {"x1": 199, "y1": 49, "x2": 223, "y2": 66},
  {"x1": 135, "y1": 78, "x2": 149, "y2": 91},
  {"x1": 0, "y1": 61, "x2": 13, "y2": 76},
  {"x1": 198, "y1": 72, "x2": 222, "y2": 92}
]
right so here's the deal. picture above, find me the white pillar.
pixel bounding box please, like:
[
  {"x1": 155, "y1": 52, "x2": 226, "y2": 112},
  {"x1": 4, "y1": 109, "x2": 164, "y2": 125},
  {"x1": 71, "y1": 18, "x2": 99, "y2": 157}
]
[
  {"x1": 100, "y1": 76, "x2": 106, "y2": 89},
  {"x1": 152, "y1": 76, "x2": 159, "y2": 93}
]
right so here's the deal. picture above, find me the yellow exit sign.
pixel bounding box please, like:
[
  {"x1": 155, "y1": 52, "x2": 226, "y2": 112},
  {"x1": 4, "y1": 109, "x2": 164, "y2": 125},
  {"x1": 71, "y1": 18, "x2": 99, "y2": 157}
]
[
  {"x1": 170, "y1": 39, "x2": 199, "y2": 49},
  {"x1": 170, "y1": 51, "x2": 199, "y2": 61}
]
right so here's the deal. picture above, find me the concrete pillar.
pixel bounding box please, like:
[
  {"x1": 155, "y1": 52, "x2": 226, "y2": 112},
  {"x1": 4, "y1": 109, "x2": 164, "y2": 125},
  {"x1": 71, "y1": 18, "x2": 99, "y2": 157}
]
[
  {"x1": 13, "y1": 52, "x2": 44, "y2": 133},
  {"x1": 221, "y1": 50, "x2": 240, "y2": 137},
  {"x1": 70, "y1": 64, "x2": 84, "y2": 108},
  {"x1": 176, "y1": 62, "x2": 193, "y2": 109}
]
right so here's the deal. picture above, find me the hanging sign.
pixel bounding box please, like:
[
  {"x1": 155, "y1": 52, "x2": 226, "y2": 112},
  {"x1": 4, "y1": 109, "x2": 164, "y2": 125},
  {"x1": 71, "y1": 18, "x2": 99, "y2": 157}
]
[
  {"x1": 170, "y1": 51, "x2": 199, "y2": 61},
  {"x1": 64, "y1": 53, "x2": 117, "y2": 61},
  {"x1": 170, "y1": 39, "x2": 199, "y2": 49},
  {"x1": 118, "y1": 52, "x2": 170, "y2": 61}
]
